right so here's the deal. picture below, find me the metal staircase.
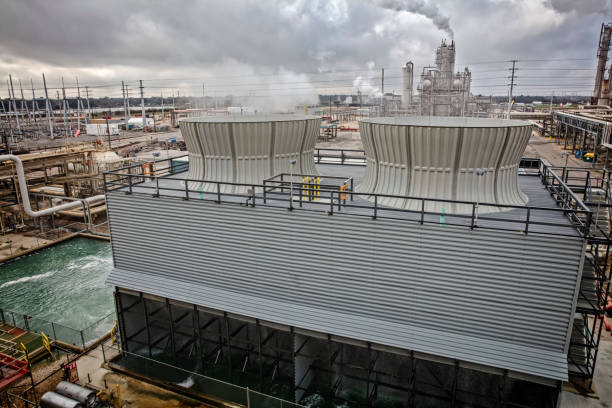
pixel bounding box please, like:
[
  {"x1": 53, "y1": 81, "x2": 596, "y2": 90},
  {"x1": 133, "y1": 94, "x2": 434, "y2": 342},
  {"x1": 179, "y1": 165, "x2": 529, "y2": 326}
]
[{"x1": 567, "y1": 170, "x2": 611, "y2": 385}]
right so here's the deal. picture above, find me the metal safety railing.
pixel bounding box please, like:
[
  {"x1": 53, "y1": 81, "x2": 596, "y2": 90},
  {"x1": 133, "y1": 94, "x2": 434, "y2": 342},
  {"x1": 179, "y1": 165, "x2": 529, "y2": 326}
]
[
  {"x1": 0, "y1": 307, "x2": 116, "y2": 350},
  {"x1": 314, "y1": 148, "x2": 366, "y2": 165},
  {"x1": 103, "y1": 155, "x2": 593, "y2": 238}
]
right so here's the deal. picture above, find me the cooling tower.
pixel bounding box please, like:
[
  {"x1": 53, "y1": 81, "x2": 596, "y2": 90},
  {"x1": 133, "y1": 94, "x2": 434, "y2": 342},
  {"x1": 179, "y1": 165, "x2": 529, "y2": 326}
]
[
  {"x1": 357, "y1": 117, "x2": 532, "y2": 214},
  {"x1": 179, "y1": 115, "x2": 320, "y2": 193}
]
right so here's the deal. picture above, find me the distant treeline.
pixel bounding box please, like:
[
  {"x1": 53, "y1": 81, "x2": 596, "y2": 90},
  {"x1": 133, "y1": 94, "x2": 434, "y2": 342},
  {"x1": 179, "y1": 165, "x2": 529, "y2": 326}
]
[{"x1": 1, "y1": 94, "x2": 590, "y2": 111}]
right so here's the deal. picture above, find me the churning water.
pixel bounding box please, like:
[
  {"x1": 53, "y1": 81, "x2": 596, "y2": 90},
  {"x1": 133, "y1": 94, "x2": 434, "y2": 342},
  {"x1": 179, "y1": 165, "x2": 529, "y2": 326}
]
[{"x1": 0, "y1": 237, "x2": 114, "y2": 331}]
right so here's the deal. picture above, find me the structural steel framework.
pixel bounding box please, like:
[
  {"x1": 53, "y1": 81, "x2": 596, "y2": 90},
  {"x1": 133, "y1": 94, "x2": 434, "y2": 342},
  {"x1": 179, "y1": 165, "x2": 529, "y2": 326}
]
[
  {"x1": 115, "y1": 290, "x2": 560, "y2": 408},
  {"x1": 551, "y1": 111, "x2": 612, "y2": 163}
]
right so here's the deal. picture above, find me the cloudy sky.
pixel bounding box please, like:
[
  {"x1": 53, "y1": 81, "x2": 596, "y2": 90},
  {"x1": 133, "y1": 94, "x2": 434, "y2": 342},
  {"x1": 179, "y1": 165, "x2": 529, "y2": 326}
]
[{"x1": 0, "y1": 0, "x2": 610, "y2": 105}]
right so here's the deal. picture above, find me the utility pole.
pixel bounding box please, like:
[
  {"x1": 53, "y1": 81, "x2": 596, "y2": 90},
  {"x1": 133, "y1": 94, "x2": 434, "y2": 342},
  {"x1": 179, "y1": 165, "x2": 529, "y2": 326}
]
[
  {"x1": 202, "y1": 83, "x2": 205, "y2": 110},
  {"x1": 61, "y1": 77, "x2": 68, "y2": 136},
  {"x1": 9, "y1": 75, "x2": 21, "y2": 135},
  {"x1": 125, "y1": 84, "x2": 131, "y2": 122},
  {"x1": 381, "y1": 68, "x2": 385, "y2": 116},
  {"x1": 76, "y1": 77, "x2": 81, "y2": 132},
  {"x1": 106, "y1": 118, "x2": 112, "y2": 150},
  {"x1": 549, "y1": 92, "x2": 554, "y2": 112},
  {"x1": 122, "y1": 80, "x2": 128, "y2": 129},
  {"x1": 2, "y1": 96, "x2": 14, "y2": 144},
  {"x1": 84, "y1": 86, "x2": 91, "y2": 124},
  {"x1": 30, "y1": 79, "x2": 38, "y2": 124},
  {"x1": 19, "y1": 79, "x2": 31, "y2": 124},
  {"x1": 42, "y1": 74, "x2": 54, "y2": 139},
  {"x1": 139, "y1": 80, "x2": 146, "y2": 130},
  {"x1": 507, "y1": 60, "x2": 517, "y2": 119}
]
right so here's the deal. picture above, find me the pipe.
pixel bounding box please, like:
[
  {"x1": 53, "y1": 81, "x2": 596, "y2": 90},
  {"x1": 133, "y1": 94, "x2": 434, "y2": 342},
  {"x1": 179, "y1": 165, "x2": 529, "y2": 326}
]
[{"x1": 1, "y1": 155, "x2": 105, "y2": 218}]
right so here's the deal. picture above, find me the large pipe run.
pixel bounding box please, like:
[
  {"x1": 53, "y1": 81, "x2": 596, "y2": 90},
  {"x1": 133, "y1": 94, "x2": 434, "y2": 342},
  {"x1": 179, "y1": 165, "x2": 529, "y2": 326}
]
[{"x1": 1, "y1": 154, "x2": 105, "y2": 218}]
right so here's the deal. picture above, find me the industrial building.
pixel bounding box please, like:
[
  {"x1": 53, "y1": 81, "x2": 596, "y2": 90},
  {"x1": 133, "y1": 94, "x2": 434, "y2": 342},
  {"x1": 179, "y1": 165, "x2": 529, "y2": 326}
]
[
  {"x1": 102, "y1": 115, "x2": 611, "y2": 407},
  {"x1": 402, "y1": 40, "x2": 491, "y2": 117}
]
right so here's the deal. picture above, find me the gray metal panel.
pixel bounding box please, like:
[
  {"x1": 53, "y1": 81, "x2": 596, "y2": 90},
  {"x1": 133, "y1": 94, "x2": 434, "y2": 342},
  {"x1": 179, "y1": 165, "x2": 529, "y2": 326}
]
[
  {"x1": 109, "y1": 268, "x2": 569, "y2": 380},
  {"x1": 106, "y1": 192, "x2": 584, "y2": 381}
]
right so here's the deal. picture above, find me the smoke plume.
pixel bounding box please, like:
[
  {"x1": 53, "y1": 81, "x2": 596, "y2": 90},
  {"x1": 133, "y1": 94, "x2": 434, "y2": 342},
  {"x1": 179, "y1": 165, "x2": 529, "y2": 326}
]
[{"x1": 370, "y1": 0, "x2": 454, "y2": 38}]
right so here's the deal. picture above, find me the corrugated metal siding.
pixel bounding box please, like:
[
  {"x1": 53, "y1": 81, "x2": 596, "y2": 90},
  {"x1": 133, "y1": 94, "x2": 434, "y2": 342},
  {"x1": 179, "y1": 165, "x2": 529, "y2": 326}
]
[
  {"x1": 179, "y1": 117, "x2": 320, "y2": 194},
  {"x1": 106, "y1": 192, "x2": 584, "y2": 380}
]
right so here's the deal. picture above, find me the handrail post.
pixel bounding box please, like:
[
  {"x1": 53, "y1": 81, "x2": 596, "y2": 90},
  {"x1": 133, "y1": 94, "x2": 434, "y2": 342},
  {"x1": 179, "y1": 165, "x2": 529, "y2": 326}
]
[
  {"x1": 525, "y1": 208, "x2": 530, "y2": 234},
  {"x1": 184, "y1": 181, "x2": 189, "y2": 200},
  {"x1": 585, "y1": 211, "x2": 592, "y2": 237},
  {"x1": 350, "y1": 178, "x2": 354, "y2": 201},
  {"x1": 584, "y1": 172, "x2": 590, "y2": 201},
  {"x1": 373, "y1": 195, "x2": 377, "y2": 219},
  {"x1": 329, "y1": 191, "x2": 334, "y2": 215},
  {"x1": 251, "y1": 185, "x2": 256, "y2": 207},
  {"x1": 127, "y1": 168, "x2": 132, "y2": 195},
  {"x1": 216, "y1": 183, "x2": 221, "y2": 204},
  {"x1": 154, "y1": 176, "x2": 160, "y2": 197},
  {"x1": 420, "y1": 199, "x2": 425, "y2": 224},
  {"x1": 299, "y1": 185, "x2": 303, "y2": 207},
  {"x1": 263, "y1": 180, "x2": 267, "y2": 204},
  {"x1": 470, "y1": 203, "x2": 476, "y2": 229},
  {"x1": 341, "y1": 150, "x2": 345, "y2": 165}
]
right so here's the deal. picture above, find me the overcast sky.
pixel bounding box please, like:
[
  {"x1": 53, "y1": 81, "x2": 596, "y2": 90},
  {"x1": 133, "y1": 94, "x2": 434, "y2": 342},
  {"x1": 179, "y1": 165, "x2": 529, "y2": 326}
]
[{"x1": 0, "y1": 0, "x2": 610, "y2": 105}]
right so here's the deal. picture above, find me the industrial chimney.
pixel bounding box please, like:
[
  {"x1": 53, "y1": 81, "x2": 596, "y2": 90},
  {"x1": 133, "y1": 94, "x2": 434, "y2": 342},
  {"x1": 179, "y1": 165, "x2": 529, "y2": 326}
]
[{"x1": 402, "y1": 61, "x2": 414, "y2": 107}]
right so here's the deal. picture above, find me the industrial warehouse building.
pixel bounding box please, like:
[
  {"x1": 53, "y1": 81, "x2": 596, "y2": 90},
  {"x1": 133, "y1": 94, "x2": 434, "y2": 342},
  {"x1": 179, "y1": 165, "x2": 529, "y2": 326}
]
[{"x1": 104, "y1": 116, "x2": 608, "y2": 408}]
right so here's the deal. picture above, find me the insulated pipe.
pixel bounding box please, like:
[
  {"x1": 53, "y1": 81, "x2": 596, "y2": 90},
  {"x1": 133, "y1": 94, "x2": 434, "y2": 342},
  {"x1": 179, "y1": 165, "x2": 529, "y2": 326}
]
[{"x1": 1, "y1": 155, "x2": 105, "y2": 218}]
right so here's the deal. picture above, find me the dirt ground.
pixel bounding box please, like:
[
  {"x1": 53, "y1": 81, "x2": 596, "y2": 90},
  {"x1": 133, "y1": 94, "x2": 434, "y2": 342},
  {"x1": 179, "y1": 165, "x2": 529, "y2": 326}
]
[
  {"x1": 0, "y1": 232, "x2": 54, "y2": 261},
  {"x1": 75, "y1": 341, "x2": 214, "y2": 408},
  {"x1": 561, "y1": 337, "x2": 612, "y2": 407},
  {"x1": 524, "y1": 132, "x2": 590, "y2": 168}
]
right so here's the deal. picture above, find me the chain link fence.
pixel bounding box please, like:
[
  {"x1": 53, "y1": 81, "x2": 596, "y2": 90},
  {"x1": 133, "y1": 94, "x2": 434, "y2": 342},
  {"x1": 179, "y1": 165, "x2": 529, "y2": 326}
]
[{"x1": 102, "y1": 342, "x2": 305, "y2": 408}]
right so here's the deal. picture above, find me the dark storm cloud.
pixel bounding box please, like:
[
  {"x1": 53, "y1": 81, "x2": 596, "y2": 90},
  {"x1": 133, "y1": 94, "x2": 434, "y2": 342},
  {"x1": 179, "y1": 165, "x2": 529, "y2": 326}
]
[
  {"x1": 547, "y1": 0, "x2": 611, "y2": 16},
  {"x1": 0, "y1": 0, "x2": 610, "y2": 96}
]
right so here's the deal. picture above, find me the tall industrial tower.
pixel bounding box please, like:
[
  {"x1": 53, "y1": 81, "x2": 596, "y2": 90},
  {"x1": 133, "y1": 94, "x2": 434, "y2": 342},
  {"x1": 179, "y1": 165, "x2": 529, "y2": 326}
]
[
  {"x1": 415, "y1": 40, "x2": 474, "y2": 116},
  {"x1": 593, "y1": 23, "x2": 612, "y2": 106},
  {"x1": 402, "y1": 61, "x2": 413, "y2": 106}
]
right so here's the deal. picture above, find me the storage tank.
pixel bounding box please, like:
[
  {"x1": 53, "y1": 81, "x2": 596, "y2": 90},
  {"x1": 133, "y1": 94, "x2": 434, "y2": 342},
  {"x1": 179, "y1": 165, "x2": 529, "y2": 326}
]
[
  {"x1": 55, "y1": 381, "x2": 97, "y2": 407},
  {"x1": 40, "y1": 392, "x2": 83, "y2": 408},
  {"x1": 357, "y1": 116, "x2": 532, "y2": 214},
  {"x1": 179, "y1": 115, "x2": 320, "y2": 193}
]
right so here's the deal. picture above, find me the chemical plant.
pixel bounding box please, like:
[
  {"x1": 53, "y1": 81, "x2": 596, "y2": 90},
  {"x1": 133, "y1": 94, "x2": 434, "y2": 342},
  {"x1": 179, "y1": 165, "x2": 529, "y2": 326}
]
[{"x1": 1, "y1": 12, "x2": 612, "y2": 408}]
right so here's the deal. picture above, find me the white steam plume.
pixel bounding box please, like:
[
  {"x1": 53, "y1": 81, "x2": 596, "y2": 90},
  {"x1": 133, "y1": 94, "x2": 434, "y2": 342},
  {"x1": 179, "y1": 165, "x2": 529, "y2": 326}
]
[{"x1": 370, "y1": 0, "x2": 454, "y2": 38}]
